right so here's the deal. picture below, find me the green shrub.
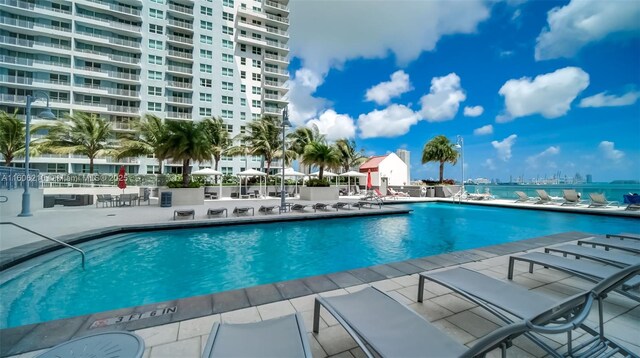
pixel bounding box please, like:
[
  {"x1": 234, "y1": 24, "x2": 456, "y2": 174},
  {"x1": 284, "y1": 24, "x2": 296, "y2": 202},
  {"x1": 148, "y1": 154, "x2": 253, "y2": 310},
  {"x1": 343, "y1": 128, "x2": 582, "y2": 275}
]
[
  {"x1": 306, "y1": 178, "x2": 330, "y2": 187},
  {"x1": 167, "y1": 180, "x2": 201, "y2": 188}
]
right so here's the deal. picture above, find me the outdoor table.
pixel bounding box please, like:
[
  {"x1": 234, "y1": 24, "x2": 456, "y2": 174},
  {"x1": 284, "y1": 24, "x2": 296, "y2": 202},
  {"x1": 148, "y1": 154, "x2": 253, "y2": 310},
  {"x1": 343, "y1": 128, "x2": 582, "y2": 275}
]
[{"x1": 36, "y1": 331, "x2": 144, "y2": 358}]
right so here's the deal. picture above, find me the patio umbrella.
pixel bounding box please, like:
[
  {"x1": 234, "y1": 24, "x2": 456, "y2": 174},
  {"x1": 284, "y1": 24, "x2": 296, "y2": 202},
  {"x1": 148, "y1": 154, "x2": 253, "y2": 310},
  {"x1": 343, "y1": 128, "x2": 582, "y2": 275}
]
[
  {"x1": 117, "y1": 166, "x2": 127, "y2": 194},
  {"x1": 237, "y1": 169, "x2": 267, "y2": 198},
  {"x1": 192, "y1": 168, "x2": 223, "y2": 197},
  {"x1": 282, "y1": 168, "x2": 306, "y2": 196},
  {"x1": 309, "y1": 170, "x2": 339, "y2": 185},
  {"x1": 366, "y1": 170, "x2": 372, "y2": 191},
  {"x1": 340, "y1": 170, "x2": 366, "y2": 194}
]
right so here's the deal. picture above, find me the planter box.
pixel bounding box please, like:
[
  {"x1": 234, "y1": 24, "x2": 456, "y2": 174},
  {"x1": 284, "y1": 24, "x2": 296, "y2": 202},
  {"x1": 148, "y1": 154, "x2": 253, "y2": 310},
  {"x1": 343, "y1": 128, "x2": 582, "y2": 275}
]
[
  {"x1": 299, "y1": 186, "x2": 338, "y2": 201},
  {"x1": 158, "y1": 187, "x2": 204, "y2": 206}
]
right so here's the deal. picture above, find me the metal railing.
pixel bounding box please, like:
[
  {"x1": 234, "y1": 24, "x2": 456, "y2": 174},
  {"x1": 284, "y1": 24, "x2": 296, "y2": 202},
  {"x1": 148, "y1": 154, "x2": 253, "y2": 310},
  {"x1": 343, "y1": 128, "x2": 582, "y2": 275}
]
[
  {"x1": 264, "y1": 0, "x2": 289, "y2": 11},
  {"x1": 264, "y1": 53, "x2": 289, "y2": 63},
  {"x1": 0, "y1": 222, "x2": 86, "y2": 270},
  {"x1": 0, "y1": 166, "x2": 40, "y2": 190}
]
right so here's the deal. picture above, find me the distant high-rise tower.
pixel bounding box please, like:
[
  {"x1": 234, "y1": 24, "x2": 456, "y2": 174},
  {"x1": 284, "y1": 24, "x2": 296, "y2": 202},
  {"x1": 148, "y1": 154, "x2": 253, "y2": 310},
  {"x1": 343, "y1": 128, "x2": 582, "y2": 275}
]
[
  {"x1": 395, "y1": 149, "x2": 410, "y2": 183},
  {"x1": 586, "y1": 174, "x2": 593, "y2": 183}
]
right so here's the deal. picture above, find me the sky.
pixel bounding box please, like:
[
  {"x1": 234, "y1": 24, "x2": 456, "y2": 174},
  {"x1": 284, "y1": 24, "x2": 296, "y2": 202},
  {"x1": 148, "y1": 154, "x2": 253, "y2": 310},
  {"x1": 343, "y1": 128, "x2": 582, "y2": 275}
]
[{"x1": 285, "y1": 0, "x2": 640, "y2": 183}]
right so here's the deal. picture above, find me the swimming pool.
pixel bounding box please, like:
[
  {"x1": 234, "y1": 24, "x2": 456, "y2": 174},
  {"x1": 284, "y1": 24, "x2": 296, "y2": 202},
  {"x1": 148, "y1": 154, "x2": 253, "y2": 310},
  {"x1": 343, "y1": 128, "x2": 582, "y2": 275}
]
[{"x1": 1, "y1": 203, "x2": 638, "y2": 328}]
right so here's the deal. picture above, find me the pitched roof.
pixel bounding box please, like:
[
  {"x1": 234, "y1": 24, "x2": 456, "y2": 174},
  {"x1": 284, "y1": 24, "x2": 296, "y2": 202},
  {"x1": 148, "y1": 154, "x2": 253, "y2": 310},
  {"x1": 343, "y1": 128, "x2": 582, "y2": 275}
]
[{"x1": 359, "y1": 155, "x2": 388, "y2": 171}]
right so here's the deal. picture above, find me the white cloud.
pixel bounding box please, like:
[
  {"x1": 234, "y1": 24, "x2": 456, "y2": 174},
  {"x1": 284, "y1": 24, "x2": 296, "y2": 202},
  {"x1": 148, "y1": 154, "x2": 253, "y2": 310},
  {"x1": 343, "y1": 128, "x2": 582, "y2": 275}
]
[
  {"x1": 464, "y1": 105, "x2": 484, "y2": 117},
  {"x1": 483, "y1": 158, "x2": 496, "y2": 170},
  {"x1": 289, "y1": 1, "x2": 490, "y2": 75},
  {"x1": 288, "y1": 69, "x2": 330, "y2": 126},
  {"x1": 357, "y1": 104, "x2": 420, "y2": 139},
  {"x1": 535, "y1": 0, "x2": 640, "y2": 60},
  {"x1": 365, "y1": 70, "x2": 412, "y2": 105},
  {"x1": 307, "y1": 110, "x2": 356, "y2": 141},
  {"x1": 497, "y1": 67, "x2": 589, "y2": 122},
  {"x1": 473, "y1": 124, "x2": 493, "y2": 136},
  {"x1": 579, "y1": 90, "x2": 640, "y2": 108},
  {"x1": 526, "y1": 146, "x2": 560, "y2": 168},
  {"x1": 419, "y1": 73, "x2": 467, "y2": 122},
  {"x1": 491, "y1": 134, "x2": 517, "y2": 161},
  {"x1": 598, "y1": 141, "x2": 624, "y2": 161}
]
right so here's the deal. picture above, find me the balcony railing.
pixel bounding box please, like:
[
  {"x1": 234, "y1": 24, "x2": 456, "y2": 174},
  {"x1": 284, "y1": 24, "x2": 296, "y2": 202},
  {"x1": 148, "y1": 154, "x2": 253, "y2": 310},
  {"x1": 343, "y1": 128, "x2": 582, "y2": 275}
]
[
  {"x1": 265, "y1": 13, "x2": 289, "y2": 24},
  {"x1": 0, "y1": 93, "x2": 70, "y2": 104},
  {"x1": 264, "y1": 0, "x2": 289, "y2": 11},
  {"x1": 108, "y1": 71, "x2": 140, "y2": 81},
  {"x1": 265, "y1": 40, "x2": 289, "y2": 50},
  {"x1": 112, "y1": 122, "x2": 135, "y2": 130},
  {"x1": 263, "y1": 93, "x2": 286, "y2": 101},
  {"x1": 0, "y1": 75, "x2": 33, "y2": 85},
  {"x1": 0, "y1": 55, "x2": 32, "y2": 66},
  {"x1": 75, "y1": 13, "x2": 142, "y2": 33},
  {"x1": 165, "y1": 112, "x2": 192, "y2": 119},
  {"x1": 264, "y1": 53, "x2": 289, "y2": 63},
  {"x1": 266, "y1": 27, "x2": 288, "y2": 37},
  {"x1": 0, "y1": 0, "x2": 33, "y2": 10},
  {"x1": 168, "y1": 3, "x2": 193, "y2": 15},
  {"x1": 167, "y1": 65, "x2": 192, "y2": 74},
  {"x1": 167, "y1": 50, "x2": 193, "y2": 59},
  {"x1": 167, "y1": 97, "x2": 192, "y2": 104},
  {"x1": 166, "y1": 81, "x2": 192, "y2": 89},
  {"x1": 82, "y1": 0, "x2": 142, "y2": 16},
  {"x1": 264, "y1": 67, "x2": 289, "y2": 76},
  {"x1": 167, "y1": 35, "x2": 193, "y2": 44},
  {"x1": 168, "y1": 19, "x2": 193, "y2": 30},
  {"x1": 0, "y1": 35, "x2": 33, "y2": 47},
  {"x1": 107, "y1": 88, "x2": 140, "y2": 97},
  {"x1": 110, "y1": 54, "x2": 141, "y2": 64},
  {"x1": 263, "y1": 107, "x2": 281, "y2": 114},
  {"x1": 106, "y1": 105, "x2": 139, "y2": 113},
  {"x1": 264, "y1": 80, "x2": 286, "y2": 88}
]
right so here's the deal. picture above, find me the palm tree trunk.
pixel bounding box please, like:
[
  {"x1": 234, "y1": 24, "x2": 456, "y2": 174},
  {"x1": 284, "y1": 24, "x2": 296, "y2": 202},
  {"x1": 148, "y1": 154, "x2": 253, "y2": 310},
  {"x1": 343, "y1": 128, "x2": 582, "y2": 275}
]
[
  {"x1": 182, "y1": 159, "x2": 190, "y2": 187},
  {"x1": 265, "y1": 160, "x2": 271, "y2": 180},
  {"x1": 4, "y1": 155, "x2": 12, "y2": 166},
  {"x1": 319, "y1": 166, "x2": 324, "y2": 181},
  {"x1": 158, "y1": 159, "x2": 163, "y2": 175},
  {"x1": 439, "y1": 161, "x2": 444, "y2": 183},
  {"x1": 89, "y1": 157, "x2": 94, "y2": 174},
  {"x1": 214, "y1": 155, "x2": 220, "y2": 170}
]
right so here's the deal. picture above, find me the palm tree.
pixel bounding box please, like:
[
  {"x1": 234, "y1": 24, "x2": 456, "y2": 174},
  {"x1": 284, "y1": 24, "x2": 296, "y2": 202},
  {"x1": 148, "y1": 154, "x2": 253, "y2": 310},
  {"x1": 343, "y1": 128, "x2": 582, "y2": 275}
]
[
  {"x1": 421, "y1": 135, "x2": 459, "y2": 183},
  {"x1": 35, "y1": 112, "x2": 114, "y2": 173},
  {"x1": 301, "y1": 140, "x2": 340, "y2": 181},
  {"x1": 160, "y1": 120, "x2": 214, "y2": 187},
  {"x1": 335, "y1": 138, "x2": 367, "y2": 173},
  {"x1": 0, "y1": 110, "x2": 25, "y2": 166},
  {"x1": 287, "y1": 124, "x2": 324, "y2": 173},
  {"x1": 116, "y1": 114, "x2": 168, "y2": 174},
  {"x1": 201, "y1": 117, "x2": 231, "y2": 170},
  {"x1": 238, "y1": 116, "x2": 287, "y2": 176}
]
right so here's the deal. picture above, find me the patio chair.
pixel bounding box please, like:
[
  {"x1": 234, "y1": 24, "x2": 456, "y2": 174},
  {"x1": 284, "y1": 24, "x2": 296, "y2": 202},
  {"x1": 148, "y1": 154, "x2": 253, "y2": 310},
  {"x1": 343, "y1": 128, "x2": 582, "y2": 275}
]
[
  {"x1": 290, "y1": 204, "x2": 309, "y2": 212},
  {"x1": 331, "y1": 202, "x2": 351, "y2": 210},
  {"x1": 174, "y1": 209, "x2": 195, "y2": 220},
  {"x1": 535, "y1": 189, "x2": 557, "y2": 204},
  {"x1": 561, "y1": 189, "x2": 584, "y2": 206},
  {"x1": 36, "y1": 331, "x2": 145, "y2": 358},
  {"x1": 606, "y1": 233, "x2": 640, "y2": 241},
  {"x1": 577, "y1": 236, "x2": 640, "y2": 254},
  {"x1": 544, "y1": 244, "x2": 639, "y2": 267},
  {"x1": 388, "y1": 188, "x2": 410, "y2": 197},
  {"x1": 258, "y1": 205, "x2": 279, "y2": 214},
  {"x1": 233, "y1": 206, "x2": 254, "y2": 216},
  {"x1": 312, "y1": 203, "x2": 331, "y2": 212},
  {"x1": 313, "y1": 286, "x2": 598, "y2": 358},
  {"x1": 588, "y1": 193, "x2": 619, "y2": 208},
  {"x1": 514, "y1": 191, "x2": 535, "y2": 203},
  {"x1": 95, "y1": 194, "x2": 111, "y2": 208},
  {"x1": 419, "y1": 265, "x2": 640, "y2": 357},
  {"x1": 202, "y1": 313, "x2": 312, "y2": 358},
  {"x1": 508, "y1": 252, "x2": 640, "y2": 301},
  {"x1": 207, "y1": 208, "x2": 228, "y2": 218},
  {"x1": 374, "y1": 188, "x2": 392, "y2": 200},
  {"x1": 626, "y1": 203, "x2": 640, "y2": 211}
]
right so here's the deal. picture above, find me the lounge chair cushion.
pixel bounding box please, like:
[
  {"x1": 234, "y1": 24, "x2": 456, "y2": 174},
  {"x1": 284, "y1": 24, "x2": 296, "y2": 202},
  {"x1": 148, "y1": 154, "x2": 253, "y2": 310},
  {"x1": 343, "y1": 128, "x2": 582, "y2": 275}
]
[
  {"x1": 204, "y1": 314, "x2": 310, "y2": 358},
  {"x1": 320, "y1": 287, "x2": 466, "y2": 357}
]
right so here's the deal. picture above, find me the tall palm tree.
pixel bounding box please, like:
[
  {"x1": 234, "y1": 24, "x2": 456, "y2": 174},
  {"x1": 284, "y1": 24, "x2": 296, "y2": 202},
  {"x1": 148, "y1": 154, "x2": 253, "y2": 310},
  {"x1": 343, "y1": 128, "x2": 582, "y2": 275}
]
[
  {"x1": 160, "y1": 120, "x2": 214, "y2": 187},
  {"x1": 116, "y1": 114, "x2": 168, "y2": 174},
  {"x1": 301, "y1": 140, "x2": 340, "y2": 181},
  {"x1": 421, "y1": 135, "x2": 459, "y2": 183},
  {"x1": 35, "y1": 112, "x2": 114, "y2": 173},
  {"x1": 287, "y1": 124, "x2": 323, "y2": 173},
  {"x1": 238, "y1": 116, "x2": 286, "y2": 176},
  {"x1": 335, "y1": 138, "x2": 367, "y2": 173},
  {"x1": 0, "y1": 110, "x2": 25, "y2": 166},
  {"x1": 201, "y1": 117, "x2": 231, "y2": 170}
]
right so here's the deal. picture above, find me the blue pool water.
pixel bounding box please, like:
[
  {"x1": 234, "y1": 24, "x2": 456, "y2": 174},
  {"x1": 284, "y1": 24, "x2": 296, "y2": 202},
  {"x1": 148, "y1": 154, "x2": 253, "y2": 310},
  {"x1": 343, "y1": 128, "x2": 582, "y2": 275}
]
[{"x1": 1, "y1": 203, "x2": 638, "y2": 328}]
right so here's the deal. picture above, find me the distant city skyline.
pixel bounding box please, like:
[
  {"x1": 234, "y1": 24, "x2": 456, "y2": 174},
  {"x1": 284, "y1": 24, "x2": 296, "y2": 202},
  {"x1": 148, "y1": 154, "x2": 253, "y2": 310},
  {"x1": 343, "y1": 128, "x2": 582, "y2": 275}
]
[{"x1": 287, "y1": 0, "x2": 640, "y2": 182}]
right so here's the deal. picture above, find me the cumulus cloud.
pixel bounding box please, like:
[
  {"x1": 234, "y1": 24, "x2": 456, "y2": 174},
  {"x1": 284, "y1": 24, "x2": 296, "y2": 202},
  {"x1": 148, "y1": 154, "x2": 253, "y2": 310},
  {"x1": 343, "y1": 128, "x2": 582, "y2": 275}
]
[
  {"x1": 357, "y1": 104, "x2": 420, "y2": 139},
  {"x1": 578, "y1": 90, "x2": 640, "y2": 108},
  {"x1": 464, "y1": 105, "x2": 484, "y2": 117},
  {"x1": 535, "y1": 0, "x2": 640, "y2": 60},
  {"x1": 598, "y1": 141, "x2": 624, "y2": 161},
  {"x1": 473, "y1": 124, "x2": 493, "y2": 136},
  {"x1": 526, "y1": 146, "x2": 560, "y2": 168},
  {"x1": 365, "y1": 70, "x2": 413, "y2": 105},
  {"x1": 491, "y1": 134, "x2": 517, "y2": 161},
  {"x1": 483, "y1": 158, "x2": 496, "y2": 170},
  {"x1": 288, "y1": 69, "x2": 330, "y2": 126},
  {"x1": 497, "y1": 67, "x2": 589, "y2": 122},
  {"x1": 307, "y1": 110, "x2": 356, "y2": 141},
  {"x1": 419, "y1": 73, "x2": 467, "y2": 122}
]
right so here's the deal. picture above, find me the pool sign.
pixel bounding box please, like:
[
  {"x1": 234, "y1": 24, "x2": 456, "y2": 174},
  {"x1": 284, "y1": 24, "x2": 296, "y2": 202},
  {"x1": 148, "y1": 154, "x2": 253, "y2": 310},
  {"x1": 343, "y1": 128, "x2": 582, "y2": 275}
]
[{"x1": 90, "y1": 306, "x2": 177, "y2": 329}]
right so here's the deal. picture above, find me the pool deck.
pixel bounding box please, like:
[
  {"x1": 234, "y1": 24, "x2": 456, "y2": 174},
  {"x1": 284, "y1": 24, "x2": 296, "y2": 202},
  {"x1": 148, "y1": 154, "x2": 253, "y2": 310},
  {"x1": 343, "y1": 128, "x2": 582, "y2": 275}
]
[
  {"x1": 2, "y1": 231, "x2": 639, "y2": 357},
  {"x1": 1, "y1": 198, "x2": 639, "y2": 357}
]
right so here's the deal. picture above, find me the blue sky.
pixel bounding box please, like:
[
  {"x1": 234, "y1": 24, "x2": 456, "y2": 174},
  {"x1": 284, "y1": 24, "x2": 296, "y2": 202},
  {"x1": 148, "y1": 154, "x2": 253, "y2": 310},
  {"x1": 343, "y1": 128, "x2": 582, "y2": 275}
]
[{"x1": 286, "y1": 0, "x2": 640, "y2": 182}]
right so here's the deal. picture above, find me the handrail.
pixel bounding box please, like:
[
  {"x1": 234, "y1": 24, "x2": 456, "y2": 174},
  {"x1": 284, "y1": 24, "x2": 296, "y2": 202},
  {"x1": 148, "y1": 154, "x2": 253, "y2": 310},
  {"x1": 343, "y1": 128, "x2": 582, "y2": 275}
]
[{"x1": 0, "y1": 222, "x2": 86, "y2": 269}]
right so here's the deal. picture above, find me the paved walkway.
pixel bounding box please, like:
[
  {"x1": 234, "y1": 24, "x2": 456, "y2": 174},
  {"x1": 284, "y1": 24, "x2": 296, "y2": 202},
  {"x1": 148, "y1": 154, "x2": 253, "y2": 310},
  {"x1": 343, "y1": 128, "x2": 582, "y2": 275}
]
[{"x1": 6, "y1": 236, "x2": 639, "y2": 358}]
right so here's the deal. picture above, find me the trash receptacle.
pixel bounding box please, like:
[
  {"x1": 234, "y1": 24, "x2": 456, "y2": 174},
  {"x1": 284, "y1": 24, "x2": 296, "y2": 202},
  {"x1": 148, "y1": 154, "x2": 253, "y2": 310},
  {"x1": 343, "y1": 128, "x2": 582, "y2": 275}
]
[
  {"x1": 427, "y1": 187, "x2": 435, "y2": 197},
  {"x1": 160, "y1": 192, "x2": 172, "y2": 207}
]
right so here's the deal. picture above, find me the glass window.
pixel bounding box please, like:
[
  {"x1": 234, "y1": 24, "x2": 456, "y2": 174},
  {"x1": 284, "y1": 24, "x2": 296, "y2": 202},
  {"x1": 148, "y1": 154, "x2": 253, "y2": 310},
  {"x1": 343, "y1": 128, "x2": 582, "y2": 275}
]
[
  {"x1": 200, "y1": 6, "x2": 212, "y2": 16},
  {"x1": 148, "y1": 102, "x2": 161, "y2": 111},
  {"x1": 200, "y1": 64, "x2": 212, "y2": 73},
  {"x1": 149, "y1": 39, "x2": 163, "y2": 49},
  {"x1": 222, "y1": 25, "x2": 233, "y2": 35},
  {"x1": 148, "y1": 55, "x2": 162, "y2": 65},
  {"x1": 148, "y1": 70, "x2": 162, "y2": 80},
  {"x1": 149, "y1": 24, "x2": 163, "y2": 34},
  {"x1": 200, "y1": 49, "x2": 213, "y2": 59},
  {"x1": 222, "y1": 95, "x2": 233, "y2": 104},
  {"x1": 200, "y1": 35, "x2": 213, "y2": 44},
  {"x1": 222, "y1": 12, "x2": 234, "y2": 21},
  {"x1": 251, "y1": 73, "x2": 261, "y2": 81},
  {"x1": 222, "y1": 81, "x2": 233, "y2": 91},
  {"x1": 200, "y1": 78, "x2": 212, "y2": 87},
  {"x1": 148, "y1": 86, "x2": 162, "y2": 96},
  {"x1": 200, "y1": 93, "x2": 212, "y2": 102},
  {"x1": 222, "y1": 53, "x2": 233, "y2": 63},
  {"x1": 200, "y1": 20, "x2": 212, "y2": 30},
  {"x1": 149, "y1": 8, "x2": 163, "y2": 18},
  {"x1": 222, "y1": 39, "x2": 233, "y2": 49},
  {"x1": 252, "y1": 86, "x2": 261, "y2": 94},
  {"x1": 222, "y1": 0, "x2": 234, "y2": 7},
  {"x1": 252, "y1": 100, "x2": 261, "y2": 108},
  {"x1": 200, "y1": 107, "x2": 212, "y2": 116},
  {"x1": 222, "y1": 109, "x2": 233, "y2": 119},
  {"x1": 222, "y1": 67, "x2": 233, "y2": 77},
  {"x1": 240, "y1": 85, "x2": 246, "y2": 93}
]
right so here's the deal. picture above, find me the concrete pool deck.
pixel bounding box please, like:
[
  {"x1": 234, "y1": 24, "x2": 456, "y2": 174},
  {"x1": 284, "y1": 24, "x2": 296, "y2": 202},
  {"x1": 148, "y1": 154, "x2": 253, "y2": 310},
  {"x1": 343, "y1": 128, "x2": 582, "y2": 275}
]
[{"x1": 2, "y1": 232, "x2": 639, "y2": 357}]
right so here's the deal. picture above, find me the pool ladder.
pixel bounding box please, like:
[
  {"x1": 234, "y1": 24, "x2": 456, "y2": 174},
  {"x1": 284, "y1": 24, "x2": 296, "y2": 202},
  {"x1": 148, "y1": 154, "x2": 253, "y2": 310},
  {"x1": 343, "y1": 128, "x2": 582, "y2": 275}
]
[{"x1": 0, "y1": 222, "x2": 86, "y2": 270}]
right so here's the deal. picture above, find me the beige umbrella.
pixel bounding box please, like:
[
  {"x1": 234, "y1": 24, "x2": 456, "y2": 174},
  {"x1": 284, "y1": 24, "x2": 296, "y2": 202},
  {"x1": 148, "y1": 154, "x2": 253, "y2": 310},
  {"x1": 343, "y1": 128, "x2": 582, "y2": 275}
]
[
  {"x1": 340, "y1": 170, "x2": 366, "y2": 194},
  {"x1": 236, "y1": 169, "x2": 267, "y2": 198},
  {"x1": 192, "y1": 168, "x2": 223, "y2": 197}
]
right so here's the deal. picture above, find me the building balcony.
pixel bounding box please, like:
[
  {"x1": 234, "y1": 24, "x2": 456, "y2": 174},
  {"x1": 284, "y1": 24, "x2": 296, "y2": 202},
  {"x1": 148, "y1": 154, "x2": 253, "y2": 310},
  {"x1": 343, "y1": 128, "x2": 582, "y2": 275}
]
[
  {"x1": 106, "y1": 104, "x2": 139, "y2": 114},
  {"x1": 111, "y1": 121, "x2": 135, "y2": 131},
  {"x1": 265, "y1": 13, "x2": 289, "y2": 26},
  {"x1": 264, "y1": 0, "x2": 289, "y2": 13},
  {"x1": 167, "y1": 50, "x2": 193, "y2": 61},
  {"x1": 0, "y1": 54, "x2": 32, "y2": 66},
  {"x1": 107, "y1": 87, "x2": 140, "y2": 98},
  {"x1": 167, "y1": 65, "x2": 192, "y2": 75},
  {"x1": 263, "y1": 53, "x2": 289, "y2": 64},
  {"x1": 265, "y1": 39, "x2": 289, "y2": 51},
  {"x1": 165, "y1": 112, "x2": 192, "y2": 120},
  {"x1": 263, "y1": 79, "x2": 288, "y2": 92},
  {"x1": 77, "y1": 0, "x2": 141, "y2": 19},
  {"x1": 167, "y1": 34, "x2": 193, "y2": 46},
  {"x1": 167, "y1": 3, "x2": 193, "y2": 16},
  {"x1": 0, "y1": 75, "x2": 33, "y2": 85},
  {"x1": 263, "y1": 107, "x2": 282, "y2": 115},
  {"x1": 166, "y1": 96, "x2": 192, "y2": 105},
  {"x1": 262, "y1": 93, "x2": 287, "y2": 103},
  {"x1": 166, "y1": 81, "x2": 192, "y2": 90},
  {"x1": 167, "y1": 18, "x2": 193, "y2": 31},
  {"x1": 75, "y1": 13, "x2": 142, "y2": 35},
  {"x1": 263, "y1": 67, "x2": 289, "y2": 79},
  {"x1": 74, "y1": 83, "x2": 109, "y2": 95},
  {"x1": 0, "y1": 93, "x2": 70, "y2": 105}
]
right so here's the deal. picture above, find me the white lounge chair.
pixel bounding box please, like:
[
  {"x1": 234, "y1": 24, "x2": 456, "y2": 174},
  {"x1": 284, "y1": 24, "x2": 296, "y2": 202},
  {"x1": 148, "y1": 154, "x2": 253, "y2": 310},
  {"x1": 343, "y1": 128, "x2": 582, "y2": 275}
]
[{"x1": 588, "y1": 193, "x2": 619, "y2": 208}]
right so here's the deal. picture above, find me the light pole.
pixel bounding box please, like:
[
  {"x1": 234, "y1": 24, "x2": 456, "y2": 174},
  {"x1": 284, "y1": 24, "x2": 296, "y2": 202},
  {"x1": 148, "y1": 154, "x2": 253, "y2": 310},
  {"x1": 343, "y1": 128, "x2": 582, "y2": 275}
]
[
  {"x1": 280, "y1": 106, "x2": 291, "y2": 212},
  {"x1": 19, "y1": 92, "x2": 56, "y2": 217},
  {"x1": 455, "y1": 135, "x2": 464, "y2": 195}
]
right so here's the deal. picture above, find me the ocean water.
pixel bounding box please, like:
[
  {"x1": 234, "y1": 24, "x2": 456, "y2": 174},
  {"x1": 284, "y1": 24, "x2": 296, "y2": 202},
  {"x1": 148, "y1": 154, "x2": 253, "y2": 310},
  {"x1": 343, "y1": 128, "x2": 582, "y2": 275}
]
[
  {"x1": 1, "y1": 202, "x2": 638, "y2": 328},
  {"x1": 469, "y1": 183, "x2": 640, "y2": 201}
]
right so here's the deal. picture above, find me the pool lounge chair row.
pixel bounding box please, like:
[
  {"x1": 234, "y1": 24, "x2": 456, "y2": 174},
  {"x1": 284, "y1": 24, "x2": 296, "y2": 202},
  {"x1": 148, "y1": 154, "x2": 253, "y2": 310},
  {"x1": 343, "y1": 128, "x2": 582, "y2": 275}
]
[
  {"x1": 203, "y1": 232, "x2": 640, "y2": 358},
  {"x1": 514, "y1": 190, "x2": 637, "y2": 209}
]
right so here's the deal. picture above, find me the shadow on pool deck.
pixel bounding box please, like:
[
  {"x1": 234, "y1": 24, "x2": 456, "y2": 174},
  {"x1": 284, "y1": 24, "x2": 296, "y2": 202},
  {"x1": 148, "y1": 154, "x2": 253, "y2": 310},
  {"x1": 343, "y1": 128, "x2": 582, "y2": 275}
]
[{"x1": 0, "y1": 231, "x2": 594, "y2": 357}]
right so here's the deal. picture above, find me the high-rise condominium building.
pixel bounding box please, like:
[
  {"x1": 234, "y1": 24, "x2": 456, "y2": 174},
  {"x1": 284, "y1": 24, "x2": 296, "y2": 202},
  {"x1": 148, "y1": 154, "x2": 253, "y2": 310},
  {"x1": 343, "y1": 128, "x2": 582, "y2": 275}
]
[
  {"x1": 0, "y1": 0, "x2": 289, "y2": 175},
  {"x1": 395, "y1": 149, "x2": 410, "y2": 183}
]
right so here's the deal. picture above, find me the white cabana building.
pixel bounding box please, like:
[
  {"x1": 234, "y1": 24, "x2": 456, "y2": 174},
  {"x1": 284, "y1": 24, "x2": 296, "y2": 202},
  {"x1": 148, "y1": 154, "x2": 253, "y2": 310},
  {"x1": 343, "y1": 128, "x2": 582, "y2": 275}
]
[{"x1": 359, "y1": 153, "x2": 408, "y2": 187}]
